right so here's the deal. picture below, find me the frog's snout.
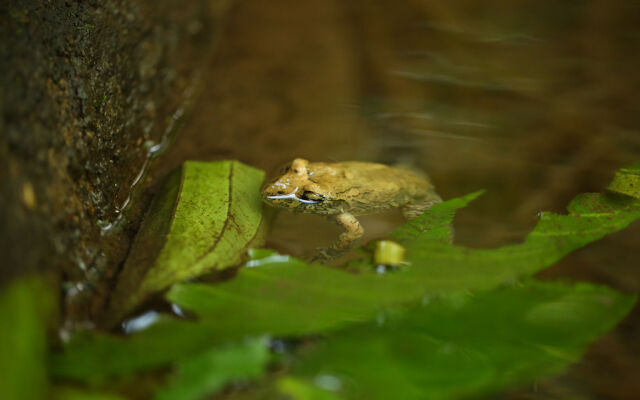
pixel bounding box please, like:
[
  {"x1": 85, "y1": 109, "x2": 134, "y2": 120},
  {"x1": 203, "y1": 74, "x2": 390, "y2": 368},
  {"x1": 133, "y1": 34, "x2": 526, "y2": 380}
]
[
  {"x1": 264, "y1": 188, "x2": 285, "y2": 195},
  {"x1": 262, "y1": 181, "x2": 292, "y2": 200}
]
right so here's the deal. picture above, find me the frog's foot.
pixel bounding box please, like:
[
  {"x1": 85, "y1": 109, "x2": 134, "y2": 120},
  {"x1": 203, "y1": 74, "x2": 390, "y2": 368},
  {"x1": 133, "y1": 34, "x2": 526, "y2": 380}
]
[
  {"x1": 402, "y1": 189, "x2": 442, "y2": 219},
  {"x1": 309, "y1": 247, "x2": 344, "y2": 263}
]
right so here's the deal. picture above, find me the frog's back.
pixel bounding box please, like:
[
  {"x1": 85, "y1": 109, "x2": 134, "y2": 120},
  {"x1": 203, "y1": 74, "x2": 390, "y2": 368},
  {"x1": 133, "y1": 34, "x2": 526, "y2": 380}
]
[
  {"x1": 310, "y1": 161, "x2": 435, "y2": 215},
  {"x1": 335, "y1": 161, "x2": 429, "y2": 188}
]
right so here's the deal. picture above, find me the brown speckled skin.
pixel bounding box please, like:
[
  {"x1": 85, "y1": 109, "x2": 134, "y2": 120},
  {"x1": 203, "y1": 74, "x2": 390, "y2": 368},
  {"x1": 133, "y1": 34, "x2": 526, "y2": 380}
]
[{"x1": 262, "y1": 158, "x2": 441, "y2": 261}]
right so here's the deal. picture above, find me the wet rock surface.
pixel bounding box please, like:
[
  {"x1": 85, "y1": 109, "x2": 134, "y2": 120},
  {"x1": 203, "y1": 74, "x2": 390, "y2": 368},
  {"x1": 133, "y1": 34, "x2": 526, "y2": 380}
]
[{"x1": 0, "y1": 1, "x2": 216, "y2": 313}]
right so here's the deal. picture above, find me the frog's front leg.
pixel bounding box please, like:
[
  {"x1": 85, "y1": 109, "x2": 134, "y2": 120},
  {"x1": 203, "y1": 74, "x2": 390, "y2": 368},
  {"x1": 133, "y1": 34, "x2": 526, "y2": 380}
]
[{"x1": 312, "y1": 212, "x2": 363, "y2": 262}]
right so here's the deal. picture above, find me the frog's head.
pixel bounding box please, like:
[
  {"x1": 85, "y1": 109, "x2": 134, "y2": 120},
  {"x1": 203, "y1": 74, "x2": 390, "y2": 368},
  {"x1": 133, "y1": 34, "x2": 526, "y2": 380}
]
[{"x1": 262, "y1": 158, "x2": 333, "y2": 213}]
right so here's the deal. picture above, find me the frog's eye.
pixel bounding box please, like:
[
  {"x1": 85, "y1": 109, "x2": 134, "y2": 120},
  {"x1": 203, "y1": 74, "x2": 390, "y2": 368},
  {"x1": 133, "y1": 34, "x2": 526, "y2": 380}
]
[
  {"x1": 291, "y1": 159, "x2": 308, "y2": 176},
  {"x1": 279, "y1": 164, "x2": 292, "y2": 174},
  {"x1": 300, "y1": 190, "x2": 325, "y2": 203}
]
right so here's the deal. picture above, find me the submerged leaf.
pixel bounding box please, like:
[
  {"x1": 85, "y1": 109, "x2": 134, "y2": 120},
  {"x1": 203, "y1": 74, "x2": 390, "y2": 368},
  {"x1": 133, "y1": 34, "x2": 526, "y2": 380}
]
[
  {"x1": 107, "y1": 160, "x2": 267, "y2": 323},
  {"x1": 290, "y1": 282, "x2": 636, "y2": 400}
]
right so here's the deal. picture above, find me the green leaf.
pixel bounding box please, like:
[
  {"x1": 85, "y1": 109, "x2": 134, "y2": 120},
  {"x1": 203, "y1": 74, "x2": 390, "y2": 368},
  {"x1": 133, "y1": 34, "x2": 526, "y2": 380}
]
[
  {"x1": 107, "y1": 160, "x2": 267, "y2": 324},
  {"x1": 166, "y1": 255, "x2": 418, "y2": 338},
  {"x1": 277, "y1": 377, "x2": 342, "y2": 400},
  {"x1": 164, "y1": 190, "x2": 640, "y2": 339},
  {"x1": 0, "y1": 276, "x2": 54, "y2": 400},
  {"x1": 51, "y1": 386, "x2": 126, "y2": 400},
  {"x1": 400, "y1": 193, "x2": 640, "y2": 293},
  {"x1": 154, "y1": 337, "x2": 270, "y2": 400},
  {"x1": 389, "y1": 190, "x2": 484, "y2": 243},
  {"x1": 52, "y1": 327, "x2": 270, "y2": 398},
  {"x1": 607, "y1": 162, "x2": 640, "y2": 198},
  {"x1": 50, "y1": 318, "x2": 215, "y2": 381},
  {"x1": 290, "y1": 282, "x2": 636, "y2": 400}
]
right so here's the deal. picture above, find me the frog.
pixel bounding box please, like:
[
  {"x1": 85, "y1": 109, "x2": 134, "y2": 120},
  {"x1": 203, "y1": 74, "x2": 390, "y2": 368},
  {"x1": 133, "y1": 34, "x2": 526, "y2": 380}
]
[{"x1": 261, "y1": 158, "x2": 442, "y2": 262}]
